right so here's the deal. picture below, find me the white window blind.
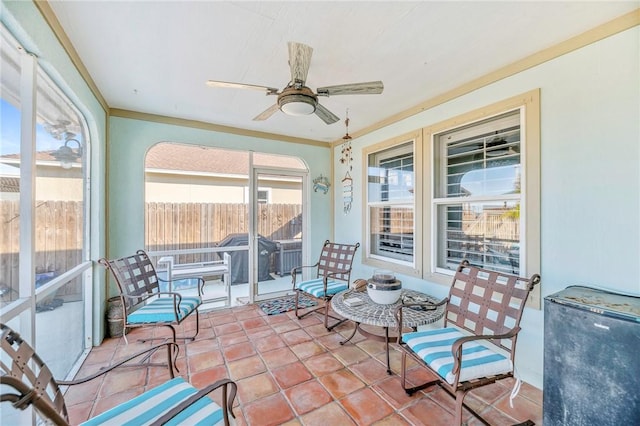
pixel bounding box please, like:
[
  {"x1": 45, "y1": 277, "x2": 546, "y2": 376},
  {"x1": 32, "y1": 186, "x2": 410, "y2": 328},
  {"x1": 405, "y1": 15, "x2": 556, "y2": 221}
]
[
  {"x1": 434, "y1": 111, "x2": 522, "y2": 274},
  {"x1": 368, "y1": 142, "x2": 414, "y2": 264}
]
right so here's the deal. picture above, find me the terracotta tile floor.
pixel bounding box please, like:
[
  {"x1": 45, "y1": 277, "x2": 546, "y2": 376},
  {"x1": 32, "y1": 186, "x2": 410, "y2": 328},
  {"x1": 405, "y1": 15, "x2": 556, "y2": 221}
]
[{"x1": 66, "y1": 304, "x2": 542, "y2": 425}]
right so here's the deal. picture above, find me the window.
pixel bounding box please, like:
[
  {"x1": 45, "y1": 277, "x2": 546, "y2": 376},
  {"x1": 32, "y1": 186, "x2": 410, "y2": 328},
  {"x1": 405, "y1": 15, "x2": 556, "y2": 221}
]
[
  {"x1": 257, "y1": 189, "x2": 270, "y2": 204},
  {"x1": 365, "y1": 136, "x2": 419, "y2": 271},
  {"x1": 0, "y1": 24, "x2": 92, "y2": 389},
  {"x1": 243, "y1": 187, "x2": 271, "y2": 204},
  {"x1": 433, "y1": 111, "x2": 521, "y2": 274},
  {"x1": 424, "y1": 90, "x2": 540, "y2": 307}
]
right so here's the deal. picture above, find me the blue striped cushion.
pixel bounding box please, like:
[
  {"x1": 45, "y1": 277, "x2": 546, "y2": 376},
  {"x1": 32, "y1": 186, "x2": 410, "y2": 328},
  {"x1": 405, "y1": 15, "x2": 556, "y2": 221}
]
[
  {"x1": 128, "y1": 296, "x2": 201, "y2": 324},
  {"x1": 296, "y1": 278, "x2": 347, "y2": 298},
  {"x1": 402, "y1": 327, "x2": 512, "y2": 385},
  {"x1": 81, "y1": 377, "x2": 225, "y2": 425}
]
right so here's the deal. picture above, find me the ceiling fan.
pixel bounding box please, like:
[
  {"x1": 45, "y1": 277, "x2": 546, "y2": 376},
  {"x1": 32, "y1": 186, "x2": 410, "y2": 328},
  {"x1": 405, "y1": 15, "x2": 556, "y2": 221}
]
[{"x1": 206, "y1": 42, "x2": 384, "y2": 124}]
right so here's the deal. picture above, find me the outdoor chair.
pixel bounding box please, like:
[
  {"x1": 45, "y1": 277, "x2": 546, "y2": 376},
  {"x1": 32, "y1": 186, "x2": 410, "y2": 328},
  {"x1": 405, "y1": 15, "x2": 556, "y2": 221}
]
[
  {"x1": 0, "y1": 323, "x2": 237, "y2": 425},
  {"x1": 292, "y1": 240, "x2": 360, "y2": 330},
  {"x1": 395, "y1": 259, "x2": 540, "y2": 425},
  {"x1": 99, "y1": 249, "x2": 203, "y2": 344}
]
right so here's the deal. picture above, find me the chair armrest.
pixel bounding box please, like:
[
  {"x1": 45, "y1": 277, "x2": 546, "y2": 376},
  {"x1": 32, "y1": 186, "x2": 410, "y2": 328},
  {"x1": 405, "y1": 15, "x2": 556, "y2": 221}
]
[
  {"x1": 150, "y1": 378, "x2": 237, "y2": 426},
  {"x1": 154, "y1": 290, "x2": 183, "y2": 300},
  {"x1": 1, "y1": 376, "x2": 70, "y2": 425},
  {"x1": 196, "y1": 276, "x2": 205, "y2": 296},
  {"x1": 155, "y1": 291, "x2": 191, "y2": 322},
  {"x1": 121, "y1": 292, "x2": 155, "y2": 303},
  {"x1": 121, "y1": 290, "x2": 183, "y2": 306},
  {"x1": 394, "y1": 298, "x2": 448, "y2": 343},
  {"x1": 57, "y1": 342, "x2": 179, "y2": 386},
  {"x1": 450, "y1": 327, "x2": 521, "y2": 377},
  {"x1": 291, "y1": 263, "x2": 319, "y2": 286}
]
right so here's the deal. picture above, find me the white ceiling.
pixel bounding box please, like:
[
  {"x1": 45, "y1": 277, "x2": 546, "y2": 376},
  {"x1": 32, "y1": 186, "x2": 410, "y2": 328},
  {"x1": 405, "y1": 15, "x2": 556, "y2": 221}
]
[{"x1": 47, "y1": 1, "x2": 638, "y2": 143}]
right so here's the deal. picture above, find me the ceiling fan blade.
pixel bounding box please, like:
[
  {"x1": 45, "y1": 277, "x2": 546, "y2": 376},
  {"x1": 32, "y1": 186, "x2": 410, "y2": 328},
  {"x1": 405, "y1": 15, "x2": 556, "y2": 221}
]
[
  {"x1": 206, "y1": 80, "x2": 278, "y2": 95},
  {"x1": 288, "y1": 42, "x2": 313, "y2": 85},
  {"x1": 316, "y1": 81, "x2": 384, "y2": 97},
  {"x1": 315, "y1": 103, "x2": 340, "y2": 124},
  {"x1": 253, "y1": 103, "x2": 280, "y2": 121}
]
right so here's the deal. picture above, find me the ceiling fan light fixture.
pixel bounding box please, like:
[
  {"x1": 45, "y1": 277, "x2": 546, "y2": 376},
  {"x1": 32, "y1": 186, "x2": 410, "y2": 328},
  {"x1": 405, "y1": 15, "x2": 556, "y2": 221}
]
[
  {"x1": 208, "y1": 42, "x2": 382, "y2": 124},
  {"x1": 278, "y1": 94, "x2": 316, "y2": 116}
]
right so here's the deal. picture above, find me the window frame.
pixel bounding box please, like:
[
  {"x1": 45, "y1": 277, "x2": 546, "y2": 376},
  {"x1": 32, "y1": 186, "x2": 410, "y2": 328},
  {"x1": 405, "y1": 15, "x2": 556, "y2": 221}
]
[
  {"x1": 362, "y1": 130, "x2": 423, "y2": 277},
  {"x1": 0, "y1": 24, "x2": 94, "y2": 372},
  {"x1": 433, "y1": 110, "x2": 522, "y2": 275},
  {"x1": 423, "y1": 89, "x2": 541, "y2": 307}
]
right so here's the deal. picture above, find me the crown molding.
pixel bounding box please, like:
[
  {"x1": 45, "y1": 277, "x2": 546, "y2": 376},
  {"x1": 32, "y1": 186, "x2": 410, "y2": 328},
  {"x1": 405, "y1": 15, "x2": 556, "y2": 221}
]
[
  {"x1": 34, "y1": 0, "x2": 109, "y2": 113},
  {"x1": 110, "y1": 109, "x2": 328, "y2": 147},
  {"x1": 331, "y1": 8, "x2": 640, "y2": 147},
  {"x1": 34, "y1": 1, "x2": 637, "y2": 149}
]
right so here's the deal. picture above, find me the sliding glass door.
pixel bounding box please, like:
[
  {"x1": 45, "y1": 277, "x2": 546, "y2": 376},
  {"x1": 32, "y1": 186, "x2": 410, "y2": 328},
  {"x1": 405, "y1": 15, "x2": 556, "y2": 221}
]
[{"x1": 251, "y1": 167, "x2": 306, "y2": 302}]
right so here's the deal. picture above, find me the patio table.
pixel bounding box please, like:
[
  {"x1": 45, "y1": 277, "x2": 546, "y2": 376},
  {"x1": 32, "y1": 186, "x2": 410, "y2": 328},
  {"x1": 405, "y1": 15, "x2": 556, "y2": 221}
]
[{"x1": 331, "y1": 288, "x2": 444, "y2": 374}]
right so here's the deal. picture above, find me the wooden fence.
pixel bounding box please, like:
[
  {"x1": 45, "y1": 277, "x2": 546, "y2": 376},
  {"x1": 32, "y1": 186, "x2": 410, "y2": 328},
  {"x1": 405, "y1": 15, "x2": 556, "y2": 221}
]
[
  {"x1": 1, "y1": 200, "x2": 84, "y2": 303},
  {"x1": 145, "y1": 202, "x2": 302, "y2": 263},
  {"x1": 1, "y1": 201, "x2": 302, "y2": 297}
]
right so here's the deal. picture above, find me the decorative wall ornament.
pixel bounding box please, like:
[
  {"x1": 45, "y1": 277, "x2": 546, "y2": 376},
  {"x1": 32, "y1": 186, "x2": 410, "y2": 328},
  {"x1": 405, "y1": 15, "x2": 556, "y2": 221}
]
[
  {"x1": 340, "y1": 110, "x2": 354, "y2": 214},
  {"x1": 313, "y1": 174, "x2": 330, "y2": 194},
  {"x1": 339, "y1": 111, "x2": 353, "y2": 171},
  {"x1": 342, "y1": 171, "x2": 353, "y2": 214}
]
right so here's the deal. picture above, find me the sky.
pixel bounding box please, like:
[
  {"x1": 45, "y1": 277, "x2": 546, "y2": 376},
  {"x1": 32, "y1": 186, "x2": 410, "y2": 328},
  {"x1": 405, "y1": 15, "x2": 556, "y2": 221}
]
[{"x1": 0, "y1": 98, "x2": 66, "y2": 156}]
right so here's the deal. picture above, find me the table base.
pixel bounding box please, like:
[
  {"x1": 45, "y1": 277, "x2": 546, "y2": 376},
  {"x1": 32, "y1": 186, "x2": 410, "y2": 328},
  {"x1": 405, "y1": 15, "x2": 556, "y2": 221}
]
[{"x1": 340, "y1": 322, "x2": 398, "y2": 374}]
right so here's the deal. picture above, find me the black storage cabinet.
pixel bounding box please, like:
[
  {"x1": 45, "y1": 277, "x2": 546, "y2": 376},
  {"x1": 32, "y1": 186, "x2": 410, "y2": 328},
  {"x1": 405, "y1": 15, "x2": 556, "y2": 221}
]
[
  {"x1": 543, "y1": 286, "x2": 640, "y2": 425},
  {"x1": 217, "y1": 233, "x2": 277, "y2": 284}
]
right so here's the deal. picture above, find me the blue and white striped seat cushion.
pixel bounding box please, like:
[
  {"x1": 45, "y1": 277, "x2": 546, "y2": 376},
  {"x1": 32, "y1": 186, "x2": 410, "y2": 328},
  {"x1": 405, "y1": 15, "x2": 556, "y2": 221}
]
[
  {"x1": 81, "y1": 377, "x2": 226, "y2": 425},
  {"x1": 128, "y1": 296, "x2": 201, "y2": 324},
  {"x1": 296, "y1": 278, "x2": 347, "y2": 298},
  {"x1": 402, "y1": 327, "x2": 512, "y2": 385}
]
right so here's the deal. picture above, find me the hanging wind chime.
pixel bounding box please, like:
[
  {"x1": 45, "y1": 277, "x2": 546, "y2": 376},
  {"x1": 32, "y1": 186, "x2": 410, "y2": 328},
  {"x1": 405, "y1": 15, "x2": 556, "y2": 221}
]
[{"x1": 340, "y1": 110, "x2": 353, "y2": 214}]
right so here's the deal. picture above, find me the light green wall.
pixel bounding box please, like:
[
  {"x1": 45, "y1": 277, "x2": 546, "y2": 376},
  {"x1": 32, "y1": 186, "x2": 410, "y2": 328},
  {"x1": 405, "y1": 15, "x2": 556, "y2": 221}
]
[
  {"x1": 334, "y1": 26, "x2": 640, "y2": 389},
  {"x1": 1, "y1": 0, "x2": 108, "y2": 344},
  {"x1": 107, "y1": 116, "x2": 332, "y2": 273}
]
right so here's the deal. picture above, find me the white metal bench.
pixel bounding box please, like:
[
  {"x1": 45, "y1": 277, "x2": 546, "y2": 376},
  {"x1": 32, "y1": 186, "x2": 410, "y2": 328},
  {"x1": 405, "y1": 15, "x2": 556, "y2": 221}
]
[{"x1": 158, "y1": 253, "x2": 231, "y2": 307}]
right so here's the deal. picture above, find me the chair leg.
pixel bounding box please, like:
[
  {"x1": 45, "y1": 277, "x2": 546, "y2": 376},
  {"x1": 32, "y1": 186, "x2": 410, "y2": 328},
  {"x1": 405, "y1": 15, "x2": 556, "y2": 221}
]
[
  {"x1": 323, "y1": 300, "x2": 330, "y2": 329},
  {"x1": 453, "y1": 388, "x2": 492, "y2": 426},
  {"x1": 323, "y1": 296, "x2": 348, "y2": 331},
  {"x1": 133, "y1": 341, "x2": 181, "y2": 373},
  {"x1": 136, "y1": 325, "x2": 177, "y2": 344},
  {"x1": 294, "y1": 291, "x2": 300, "y2": 318},
  {"x1": 138, "y1": 312, "x2": 200, "y2": 344},
  {"x1": 294, "y1": 291, "x2": 321, "y2": 320},
  {"x1": 294, "y1": 290, "x2": 310, "y2": 319},
  {"x1": 172, "y1": 313, "x2": 200, "y2": 342},
  {"x1": 400, "y1": 348, "x2": 439, "y2": 396},
  {"x1": 294, "y1": 292, "x2": 347, "y2": 330},
  {"x1": 454, "y1": 389, "x2": 465, "y2": 426},
  {"x1": 401, "y1": 349, "x2": 409, "y2": 392},
  {"x1": 185, "y1": 309, "x2": 200, "y2": 341}
]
